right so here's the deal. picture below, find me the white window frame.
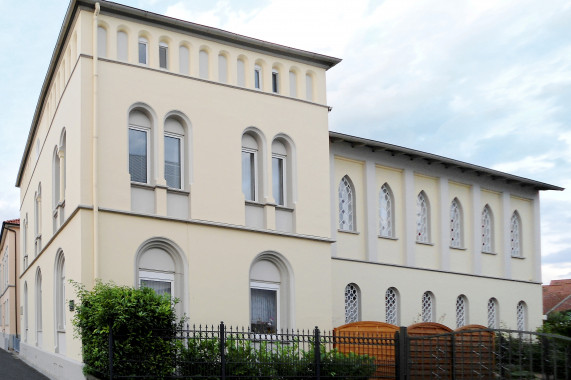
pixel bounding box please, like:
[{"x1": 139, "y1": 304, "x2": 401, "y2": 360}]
[
  {"x1": 450, "y1": 199, "x2": 463, "y2": 248},
  {"x1": 344, "y1": 283, "x2": 360, "y2": 324},
  {"x1": 250, "y1": 281, "x2": 280, "y2": 333},
  {"x1": 128, "y1": 126, "x2": 150, "y2": 185},
  {"x1": 164, "y1": 132, "x2": 183, "y2": 190},
  {"x1": 339, "y1": 176, "x2": 356, "y2": 232},
  {"x1": 421, "y1": 291, "x2": 434, "y2": 323},
  {"x1": 139, "y1": 270, "x2": 175, "y2": 298},
  {"x1": 416, "y1": 192, "x2": 430, "y2": 243},
  {"x1": 272, "y1": 69, "x2": 279, "y2": 93},
  {"x1": 242, "y1": 148, "x2": 258, "y2": 202},
  {"x1": 254, "y1": 65, "x2": 262, "y2": 90},
  {"x1": 482, "y1": 206, "x2": 494, "y2": 253},
  {"x1": 138, "y1": 37, "x2": 148, "y2": 65},
  {"x1": 510, "y1": 212, "x2": 522, "y2": 258},
  {"x1": 272, "y1": 153, "x2": 286, "y2": 206},
  {"x1": 379, "y1": 184, "x2": 394, "y2": 238},
  {"x1": 159, "y1": 42, "x2": 168, "y2": 69}
]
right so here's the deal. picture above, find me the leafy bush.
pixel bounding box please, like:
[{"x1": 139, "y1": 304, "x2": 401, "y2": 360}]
[
  {"x1": 72, "y1": 280, "x2": 183, "y2": 379},
  {"x1": 538, "y1": 310, "x2": 571, "y2": 337}
]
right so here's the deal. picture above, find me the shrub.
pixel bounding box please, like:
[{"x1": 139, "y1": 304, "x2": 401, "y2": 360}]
[{"x1": 72, "y1": 280, "x2": 183, "y2": 379}]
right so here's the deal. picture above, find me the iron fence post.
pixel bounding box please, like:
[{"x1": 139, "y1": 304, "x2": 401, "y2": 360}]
[
  {"x1": 314, "y1": 326, "x2": 321, "y2": 380},
  {"x1": 450, "y1": 332, "x2": 456, "y2": 380},
  {"x1": 395, "y1": 326, "x2": 407, "y2": 380},
  {"x1": 219, "y1": 321, "x2": 226, "y2": 380},
  {"x1": 108, "y1": 323, "x2": 114, "y2": 380}
]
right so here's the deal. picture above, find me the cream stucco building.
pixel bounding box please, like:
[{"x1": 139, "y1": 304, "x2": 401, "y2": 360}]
[
  {"x1": 14, "y1": 0, "x2": 562, "y2": 378},
  {"x1": 0, "y1": 219, "x2": 20, "y2": 352}
]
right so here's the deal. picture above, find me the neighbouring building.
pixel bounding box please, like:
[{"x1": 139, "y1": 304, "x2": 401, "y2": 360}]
[
  {"x1": 543, "y1": 279, "x2": 571, "y2": 316},
  {"x1": 14, "y1": 0, "x2": 562, "y2": 378},
  {"x1": 0, "y1": 219, "x2": 20, "y2": 351}
]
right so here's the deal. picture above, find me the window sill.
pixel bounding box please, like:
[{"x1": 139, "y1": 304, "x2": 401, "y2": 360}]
[
  {"x1": 166, "y1": 187, "x2": 189, "y2": 195},
  {"x1": 338, "y1": 229, "x2": 359, "y2": 235},
  {"x1": 416, "y1": 241, "x2": 434, "y2": 246},
  {"x1": 131, "y1": 181, "x2": 154, "y2": 190},
  {"x1": 245, "y1": 200, "x2": 265, "y2": 208},
  {"x1": 379, "y1": 235, "x2": 398, "y2": 241},
  {"x1": 275, "y1": 205, "x2": 294, "y2": 212},
  {"x1": 511, "y1": 256, "x2": 525, "y2": 260},
  {"x1": 482, "y1": 251, "x2": 497, "y2": 255},
  {"x1": 450, "y1": 246, "x2": 467, "y2": 251}
]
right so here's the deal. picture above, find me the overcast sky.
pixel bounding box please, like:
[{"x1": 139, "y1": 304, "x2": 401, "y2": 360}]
[{"x1": 0, "y1": 0, "x2": 569, "y2": 284}]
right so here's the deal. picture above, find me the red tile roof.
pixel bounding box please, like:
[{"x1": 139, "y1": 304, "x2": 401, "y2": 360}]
[
  {"x1": 543, "y1": 279, "x2": 571, "y2": 314},
  {"x1": 4, "y1": 219, "x2": 20, "y2": 225}
]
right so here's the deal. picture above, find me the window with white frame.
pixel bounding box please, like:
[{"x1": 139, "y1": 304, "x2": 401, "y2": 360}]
[
  {"x1": 164, "y1": 117, "x2": 185, "y2": 190},
  {"x1": 35, "y1": 268, "x2": 43, "y2": 347},
  {"x1": 250, "y1": 282, "x2": 279, "y2": 334},
  {"x1": 450, "y1": 198, "x2": 463, "y2": 248},
  {"x1": 487, "y1": 298, "x2": 498, "y2": 328},
  {"x1": 272, "y1": 140, "x2": 287, "y2": 206},
  {"x1": 416, "y1": 192, "x2": 430, "y2": 243},
  {"x1": 511, "y1": 212, "x2": 522, "y2": 258},
  {"x1": 482, "y1": 205, "x2": 494, "y2": 253},
  {"x1": 385, "y1": 287, "x2": 399, "y2": 325},
  {"x1": 117, "y1": 31, "x2": 128, "y2": 61},
  {"x1": 254, "y1": 65, "x2": 262, "y2": 89},
  {"x1": 272, "y1": 69, "x2": 279, "y2": 93},
  {"x1": 52, "y1": 147, "x2": 60, "y2": 233},
  {"x1": 159, "y1": 42, "x2": 168, "y2": 69},
  {"x1": 344, "y1": 283, "x2": 360, "y2": 324},
  {"x1": 23, "y1": 214, "x2": 28, "y2": 268},
  {"x1": 55, "y1": 252, "x2": 66, "y2": 332},
  {"x1": 379, "y1": 183, "x2": 394, "y2": 238},
  {"x1": 128, "y1": 110, "x2": 152, "y2": 184},
  {"x1": 34, "y1": 184, "x2": 42, "y2": 256},
  {"x1": 339, "y1": 176, "x2": 356, "y2": 232},
  {"x1": 140, "y1": 270, "x2": 174, "y2": 297},
  {"x1": 456, "y1": 295, "x2": 468, "y2": 328},
  {"x1": 421, "y1": 291, "x2": 434, "y2": 322},
  {"x1": 138, "y1": 37, "x2": 148, "y2": 65},
  {"x1": 517, "y1": 301, "x2": 527, "y2": 331},
  {"x1": 242, "y1": 133, "x2": 259, "y2": 202}
]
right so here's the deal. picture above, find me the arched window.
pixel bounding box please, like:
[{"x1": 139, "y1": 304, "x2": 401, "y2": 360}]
[
  {"x1": 450, "y1": 198, "x2": 463, "y2": 248},
  {"x1": 242, "y1": 132, "x2": 262, "y2": 202},
  {"x1": 52, "y1": 146, "x2": 60, "y2": 233},
  {"x1": 164, "y1": 116, "x2": 185, "y2": 189},
  {"x1": 272, "y1": 138, "x2": 293, "y2": 206},
  {"x1": 237, "y1": 56, "x2": 246, "y2": 87},
  {"x1": 254, "y1": 64, "x2": 262, "y2": 90},
  {"x1": 379, "y1": 183, "x2": 394, "y2": 238},
  {"x1": 516, "y1": 301, "x2": 527, "y2": 331},
  {"x1": 416, "y1": 192, "x2": 430, "y2": 243},
  {"x1": 218, "y1": 53, "x2": 228, "y2": 83},
  {"x1": 481, "y1": 205, "x2": 494, "y2": 253},
  {"x1": 305, "y1": 73, "x2": 314, "y2": 100},
  {"x1": 179, "y1": 45, "x2": 190, "y2": 75},
  {"x1": 128, "y1": 109, "x2": 152, "y2": 184},
  {"x1": 289, "y1": 70, "x2": 297, "y2": 97},
  {"x1": 24, "y1": 281, "x2": 28, "y2": 342},
  {"x1": 421, "y1": 291, "x2": 434, "y2": 322},
  {"x1": 117, "y1": 30, "x2": 128, "y2": 61},
  {"x1": 136, "y1": 238, "x2": 187, "y2": 316},
  {"x1": 199, "y1": 49, "x2": 209, "y2": 79},
  {"x1": 510, "y1": 212, "x2": 522, "y2": 258},
  {"x1": 23, "y1": 214, "x2": 28, "y2": 268},
  {"x1": 159, "y1": 41, "x2": 168, "y2": 69},
  {"x1": 344, "y1": 283, "x2": 361, "y2": 323},
  {"x1": 55, "y1": 251, "x2": 66, "y2": 354},
  {"x1": 97, "y1": 26, "x2": 107, "y2": 58},
  {"x1": 456, "y1": 295, "x2": 468, "y2": 328},
  {"x1": 339, "y1": 176, "x2": 356, "y2": 231},
  {"x1": 250, "y1": 253, "x2": 293, "y2": 333},
  {"x1": 138, "y1": 36, "x2": 148, "y2": 65},
  {"x1": 487, "y1": 298, "x2": 499, "y2": 328},
  {"x1": 35, "y1": 268, "x2": 43, "y2": 347},
  {"x1": 34, "y1": 184, "x2": 42, "y2": 256},
  {"x1": 272, "y1": 67, "x2": 279, "y2": 93},
  {"x1": 385, "y1": 287, "x2": 399, "y2": 325}
]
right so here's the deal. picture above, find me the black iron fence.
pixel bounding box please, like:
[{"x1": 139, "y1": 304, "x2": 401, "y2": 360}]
[{"x1": 99, "y1": 323, "x2": 571, "y2": 379}]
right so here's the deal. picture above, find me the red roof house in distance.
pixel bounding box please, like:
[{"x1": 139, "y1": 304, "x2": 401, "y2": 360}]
[{"x1": 543, "y1": 279, "x2": 571, "y2": 315}]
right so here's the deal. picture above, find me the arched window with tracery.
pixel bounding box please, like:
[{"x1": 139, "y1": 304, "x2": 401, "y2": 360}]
[
  {"x1": 379, "y1": 183, "x2": 394, "y2": 238},
  {"x1": 385, "y1": 287, "x2": 399, "y2": 325},
  {"x1": 450, "y1": 198, "x2": 463, "y2": 248},
  {"x1": 416, "y1": 192, "x2": 430, "y2": 243},
  {"x1": 344, "y1": 283, "x2": 360, "y2": 323},
  {"x1": 35, "y1": 268, "x2": 43, "y2": 347},
  {"x1": 55, "y1": 251, "x2": 66, "y2": 353},
  {"x1": 511, "y1": 212, "x2": 522, "y2": 258},
  {"x1": 482, "y1": 205, "x2": 494, "y2": 253},
  {"x1": 339, "y1": 176, "x2": 356, "y2": 232},
  {"x1": 517, "y1": 301, "x2": 527, "y2": 331},
  {"x1": 456, "y1": 295, "x2": 468, "y2": 328},
  {"x1": 421, "y1": 291, "x2": 434, "y2": 322},
  {"x1": 487, "y1": 298, "x2": 499, "y2": 328}
]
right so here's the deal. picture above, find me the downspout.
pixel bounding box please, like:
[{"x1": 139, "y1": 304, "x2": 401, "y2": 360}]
[
  {"x1": 6, "y1": 227, "x2": 17, "y2": 341},
  {"x1": 92, "y1": 3, "x2": 100, "y2": 279}
]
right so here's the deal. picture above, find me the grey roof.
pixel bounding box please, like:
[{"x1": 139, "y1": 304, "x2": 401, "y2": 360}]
[{"x1": 329, "y1": 131, "x2": 564, "y2": 191}]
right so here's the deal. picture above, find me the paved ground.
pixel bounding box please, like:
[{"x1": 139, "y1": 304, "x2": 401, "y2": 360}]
[{"x1": 0, "y1": 349, "x2": 49, "y2": 380}]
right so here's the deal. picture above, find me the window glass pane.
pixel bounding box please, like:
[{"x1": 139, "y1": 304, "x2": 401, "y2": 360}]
[
  {"x1": 138, "y1": 41, "x2": 147, "y2": 64},
  {"x1": 254, "y1": 68, "x2": 261, "y2": 89},
  {"x1": 141, "y1": 279, "x2": 171, "y2": 296},
  {"x1": 242, "y1": 151, "x2": 255, "y2": 201},
  {"x1": 159, "y1": 45, "x2": 168, "y2": 69},
  {"x1": 250, "y1": 288, "x2": 277, "y2": 333},
  {"x1": 272, "y1": 157, "x2": 284, "y2": 205},
  {"x1": 272, "y1": 72, "x2": 278, "y2": 93},
  {"x1": 129, "y1": 128, "x2": 147, "y2": 183},
  {"x1": 164, "y1": 136, "x2": 181, "y2": 189}
]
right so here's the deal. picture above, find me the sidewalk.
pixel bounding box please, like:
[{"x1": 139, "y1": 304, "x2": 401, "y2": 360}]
[{"x1": 0, "y1": 349, "x2": 49, "y2": 380}]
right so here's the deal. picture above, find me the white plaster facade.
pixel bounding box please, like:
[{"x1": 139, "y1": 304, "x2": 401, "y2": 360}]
[{"x1": 14, "y1": 1, "x2": 561, "y2": 378}]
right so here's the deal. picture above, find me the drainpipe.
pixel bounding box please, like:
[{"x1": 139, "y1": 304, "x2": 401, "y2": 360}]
[{"x1": 92, "y1": 3, "x2": 100, "y2": 280}]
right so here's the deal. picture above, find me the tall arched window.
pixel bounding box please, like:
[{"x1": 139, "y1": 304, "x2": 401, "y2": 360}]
[
  {"x1": 250, "y1": 253, "x2": 293, "y2": 333},
  {"x1": 34, "y1": 184, "x2": 42, "y2": 256},
  {"x1": 421, "y1": 291, "x2": 434, "y2": 322},
  {"x1": 159, "y1": 41, "x2": 169, "y2": 69},
  {"x1": 339, "y1": 176, "x2": 356, "y2": 232},
  {"x1": 272, "y1": 138, "x2": 292, "y2": 207},
  {"x1": 237, "y1": 56, "x2": 246, "y2": 87},
  {"x1": 199, "y1": 49, "x2": 209, "y2": 79},
  {"x1": 117, "y1": 30, "x2": 128, "y2": 61},
  {"x1": 55, "y1": 251, "x2": 66, "y2": 354},
  {"x1": 510, "y1": 211, "x2": 522, "y2": 258},
  {"x1": 456, "y1": 295, "x2": 468, "y2": 328},
  {"x1": 128, "y1": 109, "x2": 152, "y2": 184},
  {"x1": 254, "y1": 64, "x2": 262, "y2": 89},
  {"x1": 52, "y1": 147, "x2": 60, "y2": 233},
  {"x1": 179, "y1": 45, "x2": 190, "y2": 75},
  {"x1": 164, "y1": 116, "x2": 185, "y2": 189},
  {"x1": 487, "y1": 298, "x2": 499, "y2": 328},
  {"x1": 24, "y1": 281, "x2": 28, "y2": 342},
  {"x1": 289, "y1": 70, "x2": 298, "y2": 97},
  {"x1": 344, "y1": 283, "x2": 361, "y2": 324},
  {"x1": 242, "y1": 132, "x2": 262, "y2": 202},
  {"x1": 138, "y1": 36, "x2": 148, "y2": 65},
  {"x1": 481, "y1": 205, "x2": 494, "y2": 253},
  {"x1": 379, "y1": 183, "x2": 394, "y2": 238},
  {"x1": 385, "y1": 287, "x2": 399, "y2": 325},
  {"x1": 416, "y1": 192, "x2": 430, "y2": 243},
  {"x1": 97, "y1": 26, "x2": 107, "y2": 58},
  {"x1": 218, "y1": 53, "x2": 228, "y2": 83},
  {"x1": 450, "y1": 198, "x2": 463, "y2": 248},
  {"x1": 516, "y1": 301, "x2": 527, "y2": 331},
  {"x1": 35, "y1": 268, "x2": 43, "y2": 347},
  {"x1": 305, "y1": 73, "x2": 314, "y2": 100}
]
